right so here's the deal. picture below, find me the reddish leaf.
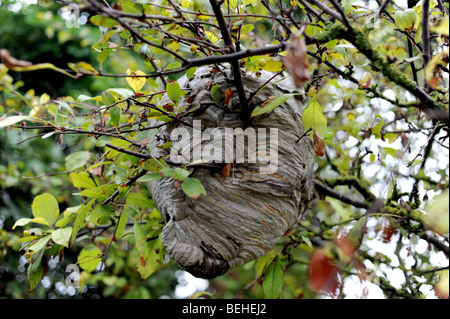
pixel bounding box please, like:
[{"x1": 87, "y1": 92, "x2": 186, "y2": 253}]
[
  {"x1": 222, "y1": 163, "x2": 231, "y2": 177},
  {"x1": 381, "y1": 223, "x2": 398, "y2": 243},
  {"x1": 308, "y1": 249, "x2": 339, "y2": 294},
  {"x1": 224, "y1": 89, "x2": 233, "y2": 106},
  {"x1": 187, "y1": 95, "x2": 195, "y2": 104},
  {"x1": 162, "y1": 104, "x2": 174, "y2": 112},
  {"x1": 313, "y1": 130, "x2": 325, "y2": 157},
  {"x1": 283, "y1": 36, "x2": 311, "y2": 88},
  {"x1": 336, "y1": 235, "x2": 356, "y2": 257}
]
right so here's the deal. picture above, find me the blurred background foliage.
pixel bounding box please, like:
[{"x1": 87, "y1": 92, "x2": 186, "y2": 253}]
[
  {"x1": 0, "y1": 0, "x2": 448, "y2": 300},
  {"x1": 0, "y1": 0, "x2": 179, "y2": 298}
]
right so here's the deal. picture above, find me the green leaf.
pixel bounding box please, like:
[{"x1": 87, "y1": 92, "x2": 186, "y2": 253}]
[
  {"x1": 181, "y1": 178, "x2": 206, "y2": 199},
  {"x1": 115, "y1": 210, "x2": 129, "y2": 240},
  {"x1": 77, "y1": 245, "x2": 102, "y2": 272},
  {"x1": 90, "y1": 15, "x2": 118, "y2": 27},
  {"x1": 134, "y1": 221, "x2": 147, "y2": 256},
  {"x1": 211, "y1": 84, "x2": 221, "y2": 105},
  {"x1": 110, "y1": 106, "x2": 121, "y2": 128},
  {"x1": 263, "y1": 255, "x2": 283, "y2": 299},
  {"x1": 186, "y1": 67, "x2": 197, "y2": 79},
  {"x1": 302, "y1": 98, "x2": 327, "y2": 139},
  {"x1": 134, "y1": 221, "x2": 162, "y2": 279},
  {"x1": 251, "y1": 94, "x2": 295, "y2": 117},
  {"x1": 173, "y1": 168, "x2": 190, "y2": 181},
  {"x1": 54, "y1": 100, "x2": 75, "y2": 118},
  {"x1": 126, "y1": 193, "x2": 156, "y2": 209},
  {"x1": 165, "y1": 62, "x2": 182, "y2": 71},
  {"x1": 102, "y1": 90, "x2": 116, "y2": 105},
  {"x1": 136, "y1": 172, "x2": 162, "y2": 182},
  {"x1": 70, "y1": 171, "x2": 97, "y2": 189},
  {"x1": 28, "y1": 235, "x2": 51, "y2": 253},
  {"x1": 166, "y1": 80, "x2": 181, "y2": 104},
  {"x1": 240, "y1": 24, "x2": 254, "y2": 34},
  {"x1": 121, "y1": 1, "x2": 142, "y2": 14},
  {"x1": 424, "y1": 189, "x2": 449, "y2": 235},
  {"x1": 12, "y1": 218, "x2": 33, "y2": 230},
  {"x1": 0, "y1": 115, "x2": 33, "y2": 128},
  {"x1": 51, "y1": 227, "x2": 72, "y2": 247},
  {"x1": 65, "y1": 151, "x2": 92, "y2": 171},
  {"x1": 255, "y1": 251, "x2": 276, "y2": 279},
  {"x1": 90, "y1": 205, "x2": 111, "y2": 226},
  {"x1": 71, "y1": 198, "x2": 96, "y2": 245},
  {"x1": 27, "y1": 249, "x2": 44, "y2": 292},
  {"x1": 31, "y1": 193, "x2": 59, "y2": 227},
  {"x1": 160, "y1": 167, "x2": 174, "y2": 177},
  {"x1": 347, "y1": 217, "x2": 367, "y2": 249}
]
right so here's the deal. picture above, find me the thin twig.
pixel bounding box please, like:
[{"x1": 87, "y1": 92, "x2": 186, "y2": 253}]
[
  {"x1": 306, "y1": 0, "x2": 343, "y2": 22},
  {"x1": 328, "y1": 0, "x2": 352, "y2": 30},
  {"x1": 101, "y1": 169, "x2": 148, "y2": 205},
  {"x1": 376, "y1": 0, "x2": 391, "y2": 20},
  {"x1": 314, "y1": 180, "x2": 368, "y2": 209}
]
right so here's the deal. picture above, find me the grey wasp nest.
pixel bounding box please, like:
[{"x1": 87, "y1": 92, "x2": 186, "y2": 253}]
[{"x1": 148, "y1": 66, "x2": 314, "y2": 279}]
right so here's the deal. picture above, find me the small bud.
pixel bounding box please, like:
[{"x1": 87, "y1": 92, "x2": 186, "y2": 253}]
[
  {"x1": 190, "y1": 44, "x2": 198, "y2": 53},
  {"x1": 258, "y1": 59, "x2": 267, "y2": 67}
]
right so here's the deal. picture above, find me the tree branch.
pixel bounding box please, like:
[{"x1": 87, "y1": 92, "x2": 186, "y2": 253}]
[
  {"x1": 421, "y1": 0, "x2": 432, "y2": 89},
  {"x1": 208, "y1": 0, "x2": 250, "y2": 126}
]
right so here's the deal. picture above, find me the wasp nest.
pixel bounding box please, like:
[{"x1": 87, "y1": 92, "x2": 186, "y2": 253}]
[{"x1": 147, "y1": 66, "x2": 314, "y2": 279}]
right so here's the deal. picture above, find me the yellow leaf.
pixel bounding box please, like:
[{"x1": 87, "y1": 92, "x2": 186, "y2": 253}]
[
  {"x1": 168, "y1": 40, "x2": 180, "y2": 52},
  {"x1": 425, "y1": 50, "x2": 448, "y2": 89},
  {"x1": 126, "y1": 68, "x2": 147, "y2": 92},
  {"x1": 328, "y1": 51, "x2": 344, "y2": 61},
  {"x1": 40, "y1": 93, "x2": 50, "y2": 104},
  {"x1": 261, "y1": 60, "x2": 284, "y2": 72},
  {"x1": 430, "y1": 17, "x2": 449, "y2": 36},
  {"x1": 205, "y1": 31, "x2": 219, "y2": 44}
]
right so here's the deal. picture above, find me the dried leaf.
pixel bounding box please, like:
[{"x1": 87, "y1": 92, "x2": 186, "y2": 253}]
[
  {"x1": 224, "y1": 89, "x2": 233, "y2": 106},
  {"x1": 308, "y1": 249, "x2": 339, "y2": 294},
  {"x1": 313, "y1": 130, "x2": 325, "y2": 157},
  {"x1": 0, "y1": 49, "x2": 32, "y2": 68},
  {"x1": 425, "y1": 50, "x2": 448, "y2": 89},
  {"x1": 283, "y1": 35, "x2": 311, "y2": 88},
  {"x1": 222, "y1": 163, "x2": 231, "y2": 177}
]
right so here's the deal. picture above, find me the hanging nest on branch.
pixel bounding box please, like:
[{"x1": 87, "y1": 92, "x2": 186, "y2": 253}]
[{"x1": 148, "y1": 66, "x2": 314, "y2": 279}]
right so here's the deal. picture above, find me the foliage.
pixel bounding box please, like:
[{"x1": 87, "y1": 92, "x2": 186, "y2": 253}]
[{"x1": 0, "y1": 0, "x2": 449, "y2": 299}]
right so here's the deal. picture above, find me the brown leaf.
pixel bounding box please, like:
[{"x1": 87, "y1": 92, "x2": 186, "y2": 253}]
[
  {"x1": 224, "y1": 89, "x2": 233, "y2": 106},
  {"x1": 162, "y1": 104, "x2": 174, "y2": 112},
  {"x1": 205, "y1": 80, "x2": 213, "y2": 90},
  {"x1": 283, "y1": 35, "x2": 311, "y2": 88},
  {"x1": 427, "y1": 76, "x2": 439, "y2": 89},
  {"x1": 222, "y1": 163, "x2": 231, "y2": 177},
  {"x1": 0, "y1": 49, "x2": 32, "y2": 69},
  {"x1": 308, "y1": 249, "x2": 340, "y2": 294},
  {"x1": 381, "y1": 223, "x2": 398, "y2": 243},
  {"x1": 187, "y1": 95, "x2": 195, "y2": 104},
  {"x1": 313, "y1": 130, "x2": 325, "y2": 157}
]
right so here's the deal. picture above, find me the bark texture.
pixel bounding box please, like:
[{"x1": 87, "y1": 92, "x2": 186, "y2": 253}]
[{"x1": 148, "y1": 66, "x2": 314, "y2": 278}]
